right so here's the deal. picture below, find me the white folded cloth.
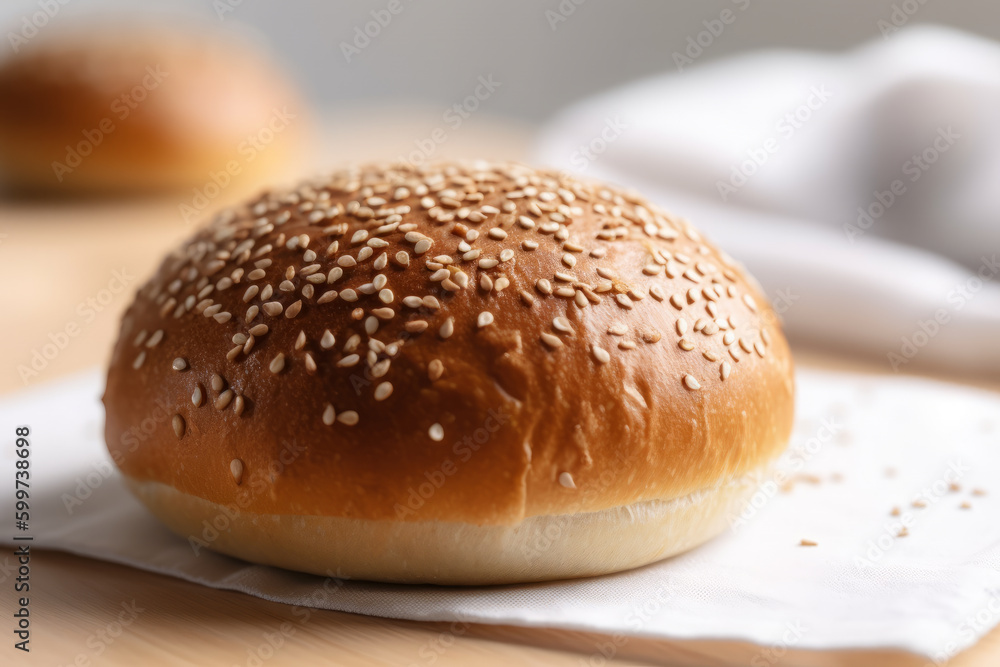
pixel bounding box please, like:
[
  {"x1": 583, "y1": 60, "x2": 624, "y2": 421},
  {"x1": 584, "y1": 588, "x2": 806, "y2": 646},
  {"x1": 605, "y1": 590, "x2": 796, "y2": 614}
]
[
  {"x1": 3, "y1": 368, "x2": 1000, "y2": 662},
  {"x1": 535, "y1": 26, "x2": 1000, "y2": 375}
]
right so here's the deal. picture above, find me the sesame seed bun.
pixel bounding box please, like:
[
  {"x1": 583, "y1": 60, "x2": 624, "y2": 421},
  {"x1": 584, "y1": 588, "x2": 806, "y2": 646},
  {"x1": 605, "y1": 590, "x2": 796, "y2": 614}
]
[
  {"x1": 0, "y1": 22, "x2": 302, "y2": 194},
  {"x1": 103, "y1": 161, "x2": 794, "y2": 584}
]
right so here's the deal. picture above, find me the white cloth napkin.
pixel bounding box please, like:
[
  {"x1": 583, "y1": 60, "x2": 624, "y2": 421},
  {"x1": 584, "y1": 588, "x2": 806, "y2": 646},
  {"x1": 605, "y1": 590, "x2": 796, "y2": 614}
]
[
  {"x1": 535, "y1": 25, "x2": 1000, "y2": 376},
  {"x1": 3, "y1": 368, "x2": 999, "y2": 662}
]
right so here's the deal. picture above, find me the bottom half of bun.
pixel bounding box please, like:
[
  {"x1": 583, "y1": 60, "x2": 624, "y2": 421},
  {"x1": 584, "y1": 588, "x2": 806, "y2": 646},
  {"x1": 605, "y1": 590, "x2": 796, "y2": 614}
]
[{"x1": 125, "y1": 466, "x2": 767, "y2": 585}]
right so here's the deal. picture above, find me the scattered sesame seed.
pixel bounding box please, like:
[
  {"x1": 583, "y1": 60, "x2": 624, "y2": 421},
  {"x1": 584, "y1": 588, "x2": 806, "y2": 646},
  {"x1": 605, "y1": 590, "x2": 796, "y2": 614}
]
[
  {"x1": 553, "y1": 317, "x2": 573, "y2": 334},
  {"x1": 428, "y1": 359, "x2": 444, "y2": 381},
  {"x1": 172, "y1": 358, "x2": 187, "y2": 371},
  {"x1": 215, "y1": 389, "x2": 234, "y2": 410},
  {"x1": 374, "y1": 382, "x2": 393, "y2": 401},
  {"x1": 540, "y1": 333, "x2": 563, "y2": 349},
  {"x1": 558, "y1": 472, "x2": 576, "y2": 489},
  {"x1": 191, "y1": 384, "x2": 204, "y2": 407},
  {"x1": 230, "y1": 458, "x2": 244, "y2": 484},
  {"x1": 683, "y1": 374, "x2": 701, "y2": 390},
  {"x1": 172, "y1": 415, "x2": 185, "y2": 439},
  {"x1": 592, "y1": 345, "x2": 610, "y2": 364},
  {"x1": 440, "y1": 317, "x2": 455, "y2": 338},
  {"x1": 799, "y1": 540, "x2": 818, "y2": 547},
  {"x1": 322, "y1": 404, "x2": 336, "y2": 425},
  {"x1": 337, "y1": 411, "x2": 359, "y2": 426},
  {"x1": 429, "y1": 423, "x2": 444, "y2": 441}
]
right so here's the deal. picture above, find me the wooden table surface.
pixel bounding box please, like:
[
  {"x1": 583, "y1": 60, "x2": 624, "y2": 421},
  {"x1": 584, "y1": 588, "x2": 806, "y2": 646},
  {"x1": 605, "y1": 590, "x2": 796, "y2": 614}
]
[{"x1": 1, "y1": 109, "x2": 998, "y2": 666}]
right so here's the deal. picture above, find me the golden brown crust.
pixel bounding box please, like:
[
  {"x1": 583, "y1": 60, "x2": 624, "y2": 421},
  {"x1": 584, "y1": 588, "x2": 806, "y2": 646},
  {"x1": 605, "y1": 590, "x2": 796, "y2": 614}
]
[
  {"x1": 0, "y1": 23, "x2": 302, "y2": 193},
  {"x1": 103, "y1": 161, "x2": 795, "y2": 528}
]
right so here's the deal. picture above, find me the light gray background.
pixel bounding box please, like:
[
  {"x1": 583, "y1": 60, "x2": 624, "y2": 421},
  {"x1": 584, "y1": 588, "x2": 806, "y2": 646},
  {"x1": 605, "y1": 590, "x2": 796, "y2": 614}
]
[{"x1": 2, "y1": 0, "x2": 998, "y2": 121}]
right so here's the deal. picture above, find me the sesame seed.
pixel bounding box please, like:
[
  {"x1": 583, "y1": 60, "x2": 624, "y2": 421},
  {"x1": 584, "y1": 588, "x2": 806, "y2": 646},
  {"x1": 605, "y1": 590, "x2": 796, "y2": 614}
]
[
  {"x1": 494, "y1": 276, "x2": 510, "y2": 291},
  {"x1": 295, "y1": 330, "x2": 307, "y2": 350},
  {"x1": 553, "y1": 317, "x2": 573, "y2": 333},
  {"x1": 721, "y1": 362, "x2": 732, "y2": 380},
  {"x1": 536, "y1": 279, "x2": 553, "y2": 294},
  {"x1": 562, "y1": 253, "x2": 577, "y2": 268},
  {"x1": 172, "y1": 415, "x2": 185, "y2": 439},
  {"x1": 337, "y1": 354, "x2": 360, "y2": 367},
  {"x1": 540, "y1": 333, "x2": 563, "y2": 349},
  {"x1": 743, "y1": 294, "x2": 758, "y2": 312},
  {"x1": 428, "y1": 359, "x2": 444, "y2": 381},
  {"x1": 374, "y1": 382, "x2": 393, "y2": 401},
  {"x1": 230, "y1": 459, "x2": 244, "y2": 484},
  {"x1": 414, "y1": 239, "x2": 432, "y2": 255},
  {"x1": 265, "y1": 351, "x2": 285, "y2": 374},
  {"x1": 683, "y1": 374, "x2": 701, "y2": 390},
  {"x1": 440, "y1": 317, "x2": 455, "y2": 338},
  {"x1": 132, "y1": 351, "x2": 146, "y2": 369},
  {"x1": 262, "y1": 301, "x2": 283, "y2": 316},
  {"x1": 489, "y1": 228, "x2": 508, "y2": 240},
  {"x1": 191, "y1": 384, "x2": 204, "y2": 407},
  {"x1": 215, "y1": 389, "x2": 234, "y2": 409},
  {"x1": 304, "y1": 353, "x2": 317, "y2": 373},
  {"x1": 372, "y1": 307, "x2": 395, "y2": 320},
  {"x1": 146, "y1": 329, "x2": 164, "y2": 348},
  {"x1": 340, "y1": 289, "x2": 358, "y2": 302},
  {"x1": 318, "y1": 290, "x2": 338, "y2": 304},
  {"x1": 477, "y1": 311, "x2": 494, "y2": 328},
  {"x1": 395, "y1": 251, "x2": 410, "y2": 266},
  {"x1": 479, "y1": 258, "x2": 499, "y2": 270},
  {"x1": 679, "y1": 339, "x2": 694, "y2": 351},
  {"x1": 322, "y1": 404, "x2": 336, "y2": 425},
  {"x1": 429, "y1": 423, "x2": 444, "y2": 441},
  {"x1": 248, "y1": 269, "x2": 266, "y2": 280},
  {"x1": 592, "y1": 345, "x2": 610, "y2": 364},
  {"x1": 558, "y1": 472, "x2": 576, "y2": 489},
  {"x1": 337, "y1": 411, "x2": 359, "y2": 426},
  {"x1": 172, "y1": 358, "x2": 187, "y2": 371},
  {"x1": 320, "y1": 330, "x2": 336, "y2": 349},
  {"x1": 520, "y1": 290, "x2": 535, "y2": 306},
  {"x1": 285, "y1": 301, "x2": 303, "y2": 318}
]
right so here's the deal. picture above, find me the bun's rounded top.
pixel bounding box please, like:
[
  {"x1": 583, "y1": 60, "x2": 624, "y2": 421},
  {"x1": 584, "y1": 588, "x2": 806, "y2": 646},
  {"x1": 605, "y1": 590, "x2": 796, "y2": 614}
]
[
  {"x1": 0, "y1": 21, "x2": 302, "y2": 193},
  {"x1": 104, "y1": 161, "x2": 794, "y2": 525}
]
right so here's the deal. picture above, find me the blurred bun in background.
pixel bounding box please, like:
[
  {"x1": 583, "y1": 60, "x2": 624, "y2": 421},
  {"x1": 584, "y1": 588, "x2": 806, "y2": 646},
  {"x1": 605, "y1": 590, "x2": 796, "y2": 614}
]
[{"x1": 0, "y1": 20, "x2": 305, "y2": 195}]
